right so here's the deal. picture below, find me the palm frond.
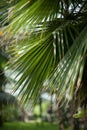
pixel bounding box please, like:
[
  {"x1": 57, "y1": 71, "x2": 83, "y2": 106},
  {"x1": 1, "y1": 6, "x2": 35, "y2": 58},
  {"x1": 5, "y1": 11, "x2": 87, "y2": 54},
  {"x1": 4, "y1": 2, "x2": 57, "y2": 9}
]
[
  {"x1": 8, "y1": 33, "x2": 54, "y2": 104},
  {"x1": 3, "y1": 0, "x2": 87, "y2": 106},
  {"x1": 49, "y1": 25, "x2": 87, "y2": 105}
]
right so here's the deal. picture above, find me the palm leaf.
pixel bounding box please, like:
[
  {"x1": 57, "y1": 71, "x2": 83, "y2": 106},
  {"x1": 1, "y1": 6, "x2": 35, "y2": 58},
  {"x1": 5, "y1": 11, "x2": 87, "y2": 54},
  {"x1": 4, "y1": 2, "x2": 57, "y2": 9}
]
[
  {"x1": 2, "y1": 0, "x2": 87, "y2": 106},
  {"x1": 49, "y1": 25, "x2": 87, "y2": 105}
]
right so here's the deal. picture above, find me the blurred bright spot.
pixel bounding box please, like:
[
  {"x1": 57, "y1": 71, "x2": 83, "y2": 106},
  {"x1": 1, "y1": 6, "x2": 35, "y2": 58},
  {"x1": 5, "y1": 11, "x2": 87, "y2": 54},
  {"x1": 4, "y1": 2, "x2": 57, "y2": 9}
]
[{"x1": 0, "y1": 32, "x2": 3, "y2": 36}]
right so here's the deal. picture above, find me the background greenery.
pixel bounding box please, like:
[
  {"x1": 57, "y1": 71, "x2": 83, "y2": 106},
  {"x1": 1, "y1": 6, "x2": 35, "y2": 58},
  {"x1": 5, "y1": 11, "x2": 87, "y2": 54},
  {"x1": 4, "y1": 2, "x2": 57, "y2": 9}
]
[{"x1": 0, "y1": 122, "x2": 58, "y2": 130}]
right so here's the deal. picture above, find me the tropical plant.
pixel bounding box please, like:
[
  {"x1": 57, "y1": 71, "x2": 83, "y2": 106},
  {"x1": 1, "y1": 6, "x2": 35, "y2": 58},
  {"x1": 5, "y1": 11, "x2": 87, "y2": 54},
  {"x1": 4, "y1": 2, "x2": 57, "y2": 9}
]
[
  {"x1": 2, "y1": 0, "x2": 87, "y2": 114},
  {"x1": 0, "y1": 0, "x2": 19, "y2": 27}
]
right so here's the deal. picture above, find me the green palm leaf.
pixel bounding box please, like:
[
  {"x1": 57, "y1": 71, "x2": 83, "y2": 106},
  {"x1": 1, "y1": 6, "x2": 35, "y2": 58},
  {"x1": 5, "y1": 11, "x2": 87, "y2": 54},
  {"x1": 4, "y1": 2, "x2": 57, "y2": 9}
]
[
  {"x1": 2, "y1": 0, "x2": 87, "y2": 107},
  {"x1": 50, "y1": 26, "x2": 87, "y2": 104}
]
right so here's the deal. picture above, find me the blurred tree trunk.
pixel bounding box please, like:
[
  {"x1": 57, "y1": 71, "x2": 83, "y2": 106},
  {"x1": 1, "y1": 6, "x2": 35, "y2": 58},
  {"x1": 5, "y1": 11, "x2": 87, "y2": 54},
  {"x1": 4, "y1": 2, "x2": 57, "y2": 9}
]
[
  {"x1": 57, "y1": 107, "x2": 65, "y2": 130},
  {"x1": 39, "y1": 97, "x2": 42, "y2": 120},
  {"x1": 50, "y1": 92, "x2": 53, "y2": 123},
  {"x1": 70, "y1": 100, "x2": 80, "y2": 130},
  {"x1": 21, "y1": 106, "x2": 29, "y2": 122},
  {"x1": 71, "y1": 118, "x2": 80, "y2": 130},
  {"x1": 0, "y1": 105, "x2": 3, "y2": 127},
  {"x1": 56, "y1": 96, "x2": 65, "y2": 130},
  {"x1": 83, "y1": 118, "x2": 87, "y2": 130},
  {"x1": 0, "y1": 69, "x2": 4, "y2": 127}
]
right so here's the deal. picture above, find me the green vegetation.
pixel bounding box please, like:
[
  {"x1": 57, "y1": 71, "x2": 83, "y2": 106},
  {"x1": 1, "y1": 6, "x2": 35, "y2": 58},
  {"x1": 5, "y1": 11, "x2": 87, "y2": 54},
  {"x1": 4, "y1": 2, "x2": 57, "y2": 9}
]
[
  {"x1": 0, "y1": 122, "x2": 58, "y2": 130},
  {"x1": 34, "y1": 101, "x2": 50, "y2": 116}
]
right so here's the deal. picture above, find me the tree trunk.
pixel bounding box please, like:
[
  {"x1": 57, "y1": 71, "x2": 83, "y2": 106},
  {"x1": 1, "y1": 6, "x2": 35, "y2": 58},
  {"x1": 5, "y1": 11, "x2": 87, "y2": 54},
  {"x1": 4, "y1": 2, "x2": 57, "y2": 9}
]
[
  {"x1": 39, "y1": 97, "x2": 42, "y2": 120},
  {"x1": 0, "y1": 105, "x2": 3, "y2": 127}
]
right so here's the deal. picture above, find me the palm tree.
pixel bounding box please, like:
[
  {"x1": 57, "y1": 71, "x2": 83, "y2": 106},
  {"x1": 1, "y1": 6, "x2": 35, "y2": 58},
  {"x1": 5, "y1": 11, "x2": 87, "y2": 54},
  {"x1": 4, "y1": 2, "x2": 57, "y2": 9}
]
[{"x1": 2, "y1": 0, "x2": 87, "y2": 116}]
